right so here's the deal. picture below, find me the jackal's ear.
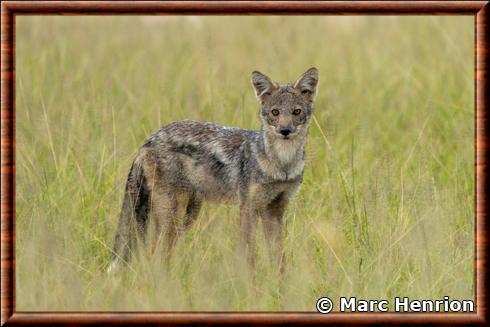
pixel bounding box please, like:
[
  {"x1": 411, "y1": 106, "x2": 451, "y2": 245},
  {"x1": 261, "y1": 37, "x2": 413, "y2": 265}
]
[
  {"x1": 251, "y1": 71, "x2": 277, "y2": 102},
  {"x1": 294, "y1": 67, "x2": 319, "y2": 101}
]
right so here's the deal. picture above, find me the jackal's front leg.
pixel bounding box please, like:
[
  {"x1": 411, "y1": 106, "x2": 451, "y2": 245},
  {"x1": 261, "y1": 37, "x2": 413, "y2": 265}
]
[
  {"x1": 239, "y1": 202, "x2": 258, "y2": 270},
  {"x1": 262, "y1": 208, "x2": 286, "y2": 273},
  {"x1": 262, "y1": 198, "x2": 287, "y2": 274}
]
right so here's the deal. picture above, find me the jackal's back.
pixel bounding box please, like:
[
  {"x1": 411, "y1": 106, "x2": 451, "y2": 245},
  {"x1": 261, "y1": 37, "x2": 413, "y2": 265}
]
[{"x1": 138, "y1": 120, "x2": 258, "y2": 202}]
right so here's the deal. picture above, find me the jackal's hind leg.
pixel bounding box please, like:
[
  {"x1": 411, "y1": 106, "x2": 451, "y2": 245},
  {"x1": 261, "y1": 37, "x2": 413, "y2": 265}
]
[
  {"x1": 181, "y1": 193, "x2": 202, "y2": 232},
  {"x1": 151, "y1": 189, "x2": 179, "y2": 263}
]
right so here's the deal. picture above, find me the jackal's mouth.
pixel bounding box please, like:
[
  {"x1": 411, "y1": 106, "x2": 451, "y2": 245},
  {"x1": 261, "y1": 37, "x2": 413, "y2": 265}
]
[
  {"x1": 266, "y1": 125, "x2": 298, "y2": 139},
  {"x1": 270, "y1": 130, "x2": 292, "y2": 139},
  {"x1": 272, "y1": 130, "x2": 296, "y2": 140},
  {"x1": 276, "y1": 130, "x2": 298, "y2": 139}
]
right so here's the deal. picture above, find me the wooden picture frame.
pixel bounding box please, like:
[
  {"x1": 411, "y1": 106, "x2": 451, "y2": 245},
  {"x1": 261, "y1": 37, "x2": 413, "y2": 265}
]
[{"x1": 1, "y1": 1, "x2": 488, "y2": 325}]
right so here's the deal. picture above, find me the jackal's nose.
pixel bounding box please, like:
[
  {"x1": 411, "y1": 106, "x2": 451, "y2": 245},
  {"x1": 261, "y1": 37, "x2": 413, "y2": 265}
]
[{"x1": 279, "y1": 128, "x2": 292, "y2": 136}]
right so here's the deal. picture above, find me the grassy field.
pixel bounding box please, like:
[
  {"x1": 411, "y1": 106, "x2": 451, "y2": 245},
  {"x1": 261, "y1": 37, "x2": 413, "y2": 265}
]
[{"x1": 16, "y1": 16, "x2": 474, "y2": 311}]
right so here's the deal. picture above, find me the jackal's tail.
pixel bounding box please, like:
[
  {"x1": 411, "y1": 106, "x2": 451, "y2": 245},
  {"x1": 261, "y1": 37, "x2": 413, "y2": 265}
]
[{"x1": 108, "y1": 160, "x2": 150, "y2": 272}]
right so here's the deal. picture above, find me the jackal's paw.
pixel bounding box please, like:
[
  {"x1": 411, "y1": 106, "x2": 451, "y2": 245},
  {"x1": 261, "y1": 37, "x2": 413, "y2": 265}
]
[{"x1": 107, "y1": 259, "x2": 122, "y2": 273}]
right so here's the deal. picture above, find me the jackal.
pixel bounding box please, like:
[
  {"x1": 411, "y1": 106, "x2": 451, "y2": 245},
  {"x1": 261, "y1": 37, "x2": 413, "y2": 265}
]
[{"x1": 108, "y1": 68, "x2": 319, "y2": 272}]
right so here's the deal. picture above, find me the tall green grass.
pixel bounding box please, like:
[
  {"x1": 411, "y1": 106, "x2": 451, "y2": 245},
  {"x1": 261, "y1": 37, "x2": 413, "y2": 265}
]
[{"x1": 16, "y1": 16, "x2": 474, "y2": 311}]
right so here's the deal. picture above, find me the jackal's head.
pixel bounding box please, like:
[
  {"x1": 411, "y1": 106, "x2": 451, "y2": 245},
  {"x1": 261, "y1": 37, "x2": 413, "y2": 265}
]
[{"x1": 252, "y1": 68, "x2": 319, "y2": 140}]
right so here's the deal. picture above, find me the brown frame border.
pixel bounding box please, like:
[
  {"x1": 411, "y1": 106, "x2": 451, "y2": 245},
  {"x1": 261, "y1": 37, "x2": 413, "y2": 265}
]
[{"x1": 1, "y1": 1, "x2": 488, "y2": 325}]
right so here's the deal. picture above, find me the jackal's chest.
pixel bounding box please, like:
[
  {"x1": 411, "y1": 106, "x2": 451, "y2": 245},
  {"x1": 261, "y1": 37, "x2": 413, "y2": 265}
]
[
  {"x1": 246, "y1": 180, "x2": 300, "y2": 208},
  {"x1": 255, "y1": 156, "x2": 305, "y2": 182},
  {"x1": 256, "y1": 137, "x2": 305, "y2": 182}
]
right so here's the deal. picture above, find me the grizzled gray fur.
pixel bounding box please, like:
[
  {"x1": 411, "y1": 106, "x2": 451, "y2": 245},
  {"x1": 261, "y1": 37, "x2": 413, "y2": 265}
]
[{"x1": 108, "y1": 68, "x2": 319, "y2": 272}]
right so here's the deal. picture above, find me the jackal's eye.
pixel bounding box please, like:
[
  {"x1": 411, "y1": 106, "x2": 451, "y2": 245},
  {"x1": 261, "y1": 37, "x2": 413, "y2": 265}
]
[
  {"x1": 271, "y1": 109, "x2": 280, "y2": 116},
  {"x1": 293, "y1": 109, "x2": 302, "y2": 115}
]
